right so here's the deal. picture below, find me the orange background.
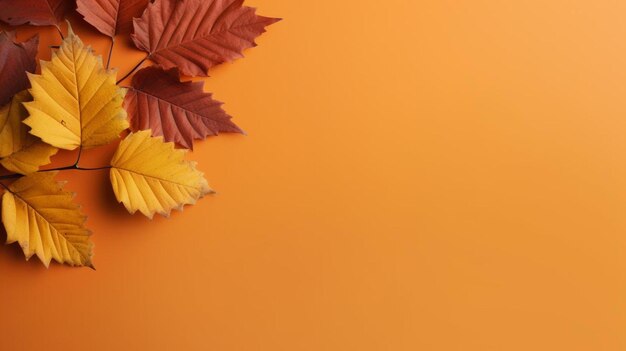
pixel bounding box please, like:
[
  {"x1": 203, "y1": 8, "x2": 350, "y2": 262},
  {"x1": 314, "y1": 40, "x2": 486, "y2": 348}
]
[{"x1": 1, "y1": 0, "x2": 625, "y2": 350}]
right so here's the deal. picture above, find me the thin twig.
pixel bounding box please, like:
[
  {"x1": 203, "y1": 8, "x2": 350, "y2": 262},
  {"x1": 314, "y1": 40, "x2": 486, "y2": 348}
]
[
  {"x1": 116, "y1": 56, "x2": 148, "y2": 85},
  {"x1": 0, "y1": 165, "x2": 112, "y2": 180},
  {"x1": 106, "y1": 37, "x2": 115, "y2": 69}
]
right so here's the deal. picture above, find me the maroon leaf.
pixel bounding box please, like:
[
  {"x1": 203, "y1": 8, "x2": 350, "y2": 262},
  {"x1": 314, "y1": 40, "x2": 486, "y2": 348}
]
[
  {"x1": 124, "y1": 66, "x2": 243, "y2": 149},
  {"x1": 77, "y1": 0, "x2": 150, "y2": 37},
  {"x1": 131, "y1": 0, "x2": 280, "y2": 77},
  {"x1": 0, "y1": 32, "x2": 38, "y2": 107},
  {"x1": 0, "y1": 0, "x2": 74, "y2": 27}
]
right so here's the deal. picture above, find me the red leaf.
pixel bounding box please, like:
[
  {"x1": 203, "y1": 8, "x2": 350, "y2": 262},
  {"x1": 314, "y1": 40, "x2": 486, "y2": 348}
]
[
  {"x1": 0, "y1": 32, "x2": 38, "y2": 107},
  {"x1": 0, "y1": 0, "x2": 74, "y2": 27},
  {"x1": 124, "y1": 66, "x2": 243, "y2": 149},
  {"x1": 131, "y1": 0, "x2": 280, "y2": 77},
  {"x1": 76, "y1": 0, "x2": 150, "y2": 37}
]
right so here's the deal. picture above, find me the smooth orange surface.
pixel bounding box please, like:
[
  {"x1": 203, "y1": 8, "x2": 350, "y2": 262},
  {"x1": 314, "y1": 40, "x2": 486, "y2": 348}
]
[{"x1": 1, "y1": 0, "x2": 625, "y2": 350}]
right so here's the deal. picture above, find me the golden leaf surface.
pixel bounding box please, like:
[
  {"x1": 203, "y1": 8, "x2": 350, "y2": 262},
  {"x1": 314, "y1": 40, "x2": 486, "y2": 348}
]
[
  {"x1": 24, "y1": 24, "x2": 128, "y2": 150},
  {"x1": 110, "y1": 130, "x2": 213, "y2": 219},
  {"x1": 1, "y1": 172, "x2": 93, "y2": 267},
  {"x1": 0, "y1": 91, "x2": 57, "y2": 174}
]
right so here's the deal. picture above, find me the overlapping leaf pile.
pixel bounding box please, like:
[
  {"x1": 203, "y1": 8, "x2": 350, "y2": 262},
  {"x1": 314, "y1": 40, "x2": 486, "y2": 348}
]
[{"x1": 0, "y1": 0, "x2": 280, "y2": 268}]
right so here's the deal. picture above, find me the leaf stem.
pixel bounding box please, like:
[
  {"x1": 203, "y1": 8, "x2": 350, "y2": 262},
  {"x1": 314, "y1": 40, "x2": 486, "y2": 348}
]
[
  {"x1": 0, "y1": 174, "x2": 24, "y2": 180},
  {"x1": 106, "y1": 37, "x2": 115, "y2": 69},
  {"x1": 76, "y1": 166, "x2": 112, "y2": 171},
  {"x1": 74, "y1": 146, "x2": 83, "y2": 167},
  {"x1": 116, "y1": 55, "x2": 148, "y2": 85},
  {"x1": 55, "y1": 25, "x2": 64, "y2": 40}
]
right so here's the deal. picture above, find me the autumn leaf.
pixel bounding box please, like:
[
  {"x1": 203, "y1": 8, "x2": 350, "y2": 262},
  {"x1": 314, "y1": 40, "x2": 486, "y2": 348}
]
[
  {"x1": 1, "y1": 172, "x2": 94, "y2": 267},
  {"x1": 110, "y1": 130, "x2": 213, "y2": 219},
  {"x1": 0, "y1": 0, "x2": 280, "y2": 269},
  {"x1": 0, "y1": 31, "x2": 38, "y2": 107},
  {"x1": 0, "y1": 91, "x2": 58, "y2": 175},
  {"x1": 24, "y1": 24, "x2": 128, "y2": 150},
  {"x1": 77, "y1": 0, "x2": 150, "y2": 37},
  {"x1": 124, "y1": 66, "x2": 242, "y2": 149},
  {"x1": 132, "y1": 0, "x2": 281, "y2": 77},
  {"x1": 0, "y1": 0, "x2": 74, "y2": 27}
]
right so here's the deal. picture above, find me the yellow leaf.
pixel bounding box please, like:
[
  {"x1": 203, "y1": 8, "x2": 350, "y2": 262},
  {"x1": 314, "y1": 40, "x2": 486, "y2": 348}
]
[
  {"x1": 23, "y1": 24, "x2": 128, "y2": 150},
  {"x1": 0, "y1": 91, "x2": 58, "y2": 174},
  {"x1": 1, "y1": 172, "x2": 93, "y2": 267},
  {"x1": 110, "y1": 130, "x2": 213, "y2": 219}
]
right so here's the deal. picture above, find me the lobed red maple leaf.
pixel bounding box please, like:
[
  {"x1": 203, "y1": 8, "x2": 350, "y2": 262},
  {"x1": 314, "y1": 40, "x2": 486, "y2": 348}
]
[
  {"x1": 131, "y1": 0, "x2": 281, "y2": 77},
  {"x1": 76, "y1": 0, "x2": 150, "y2": 37},
  {"x1": 0, "y1": 31, "x2": 38, "y2": 107},
  {"x1": 0, "y1": 0, "x2": 74, "y2": 27},
  {"x1": 124, "y1": 66, "x2": 243, "y2": 149}
]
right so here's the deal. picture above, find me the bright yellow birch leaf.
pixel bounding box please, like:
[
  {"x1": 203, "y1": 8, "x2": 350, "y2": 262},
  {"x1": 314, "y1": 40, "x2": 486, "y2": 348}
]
[
  {"x1": 0, "y1": 91, "x2": 58, "y2": 174},
  {"x1": 1, "y1": 172, "x2": 94, "y2": 267},
  {"x1": 110, "y1": 130, "x2": 213, "y2": 219},
  {"x1": 23, "y1": 24, "x2": 128, "y2": 150}
]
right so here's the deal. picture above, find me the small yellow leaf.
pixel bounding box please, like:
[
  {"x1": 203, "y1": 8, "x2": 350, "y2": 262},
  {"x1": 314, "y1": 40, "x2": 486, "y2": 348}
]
[
  {"x1": 24, "y1": 24, "x2": 128, "y2": 150},
  {"x1": 0, "y1": 91, "x2": 57, "y2": 174},
  {"x1": 1, "y1": 172, "x2": 93, "y2": 267},
  {"x1": 110, "y1": 130, "x2": 213, "y2": 219}
]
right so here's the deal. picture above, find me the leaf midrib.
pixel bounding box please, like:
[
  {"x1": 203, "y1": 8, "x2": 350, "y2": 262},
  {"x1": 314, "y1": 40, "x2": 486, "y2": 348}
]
[
  {"x1": 112, "y1": 166, "x2": 199, "y2": 190},
  {"x1": 150, "y1": 20, "x2": 261, "y2": 58},
  {"x1": 130, "y1": 88, "x2": 219, "y2": 121}
]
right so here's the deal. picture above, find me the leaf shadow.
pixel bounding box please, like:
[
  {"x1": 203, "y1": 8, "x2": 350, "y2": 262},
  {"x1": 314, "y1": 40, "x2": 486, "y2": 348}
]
[{"x1": 0, "y1": 226, "x2": 54, "y2": 272}]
